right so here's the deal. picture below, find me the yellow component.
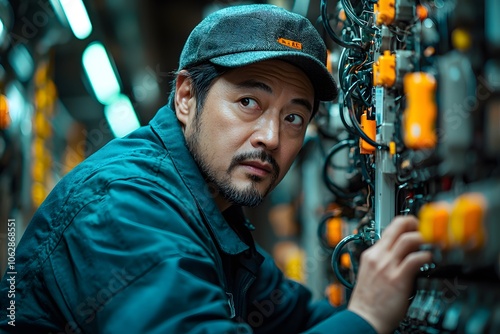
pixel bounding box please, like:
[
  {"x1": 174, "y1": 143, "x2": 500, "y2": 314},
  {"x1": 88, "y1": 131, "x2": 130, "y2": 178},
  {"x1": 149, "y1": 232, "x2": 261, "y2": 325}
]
[
  {"x1": 35, "y1": 63, "x2": 48, "y2": 87},
  {"x1": 452, "y1": 28, "x2": 472, "y2": 52},
  {"x1": 373, "y1": 50, "x2": 396, "y2": 87},
  {"x1": 374, "y1": 0, "x2": 395, "y2": 26},
  {"x1": 326, "y1": 217, "x2": 343, "y2": 247},
  {"x1": 326, "y1": 282, "x2": 344, "y2": 307},
  {"x1": 416, "y1": 5, "x2": 428, "y2": 21},
  {"x1": 32, "y1": 137, "x2": 46, "y2": 158},
  {"x1": 32, "y1": 182, "x2": 47, "y2": 207},
  {"x1": 338, "y1": 9, "x2": 346, "y2": 22},
  {"x1": 284, "y1": 249, "x2": 304, "y2": 283},
  {"x1": 449, "y1": 193, "x2": 487, "y2": 250},
  {"x1": 34, "y1": 112, "x2": 52, "y2": 138},
  {"x1": 423, "y1": 46, "x2": 436, "y2": 58},
  {"x1": 35, "y1": 89, "x2": 48, "y2": 110},
  {"x1": 418, "y1": 202, "x2": 451, "y2": 249},
  {"x1": 340, "y1": 253, "x2": 351, "y2": 269},
  {"x1": 359, "y1": 111, "x2": 376, "y2": 154},
  {"x1": 31, "y1": 159, "x2": 46, "y2": 183},
  {"x1": 389, "y1": 141, "x2": 396, "y2": 155},
  {"x1": 0, "y1": 95, "x2": 10, "y2": 129},
  {"x1": 403, "y1": 72, "x2": 437, "y2": 149},
  {"x1": 326, "y1": 50, "x2": 333, "y2": 74}
]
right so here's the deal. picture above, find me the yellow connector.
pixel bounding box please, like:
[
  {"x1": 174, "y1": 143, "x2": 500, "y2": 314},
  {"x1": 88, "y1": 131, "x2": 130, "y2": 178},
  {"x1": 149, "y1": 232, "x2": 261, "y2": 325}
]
[
  {"x1": 0, "y1": 95, "x2": 10, "y2": 129},
  {"x1": 452, "y1": 28, "x2": 472, "y2": 52},
  {"x1": 418, "y1": 201, "x2": 451, "y2": 249},
  {"x1": 449, "y1": 193, "x2": 487, "y2": 251},
  {"x1": 374, "y1": 0, "x2": 395, "y2": 26},
  {"x1": 403, "y1": 72, "x2": 437, "y2": 149},
  {"x1": 326, "y1": 217, "x2": 343, "y2": 247},
  {"x1": 389, "y1": 141, "x2": 396, "y2": 155},
  {"x1": 359, "y1": 111, "x2": 376, "y2": 154},
  {"x1": 373, "y1": 50, "x2": 396, "y2": 87},
  {"x1": 326, "y1": 282, "x2": 344, "y2": 307}
]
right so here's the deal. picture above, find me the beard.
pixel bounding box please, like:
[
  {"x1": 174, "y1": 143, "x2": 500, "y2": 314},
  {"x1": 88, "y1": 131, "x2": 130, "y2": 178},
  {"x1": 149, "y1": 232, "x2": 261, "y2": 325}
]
[{"x1": 185, "y1": 116, "x2": 280, "y2": 208}]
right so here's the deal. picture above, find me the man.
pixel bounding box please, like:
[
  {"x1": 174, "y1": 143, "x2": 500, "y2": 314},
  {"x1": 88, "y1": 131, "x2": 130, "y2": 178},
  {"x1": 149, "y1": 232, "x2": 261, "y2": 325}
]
[{"x1": 0, "y1": 4, "x2": 431, "y2": 333}]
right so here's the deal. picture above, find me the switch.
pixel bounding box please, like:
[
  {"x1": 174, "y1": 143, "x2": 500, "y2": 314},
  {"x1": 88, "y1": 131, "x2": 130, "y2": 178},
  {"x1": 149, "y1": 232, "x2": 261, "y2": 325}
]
[
  {"x1": 403, "y1": 72, "x2": 438, "y2": 149},
  {"x1": 449, "y1": 193, "x2": 487, "y2": 250},
  {"x1": 419, "y1": 201, "x2": 451, "y2": 249},
  {"x1": 374, "y1": 0, "x2": 395, "y2": 26},
  {"x1": 373, "y1": 50, "x2": 396, "y2": 87}
]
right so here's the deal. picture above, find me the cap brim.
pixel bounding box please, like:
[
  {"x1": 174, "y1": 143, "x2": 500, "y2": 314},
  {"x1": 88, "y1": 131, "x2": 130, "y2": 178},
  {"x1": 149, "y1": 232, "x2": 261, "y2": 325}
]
[{"x1": 210, "y1": 51, "x2": 338, "y2": 101}]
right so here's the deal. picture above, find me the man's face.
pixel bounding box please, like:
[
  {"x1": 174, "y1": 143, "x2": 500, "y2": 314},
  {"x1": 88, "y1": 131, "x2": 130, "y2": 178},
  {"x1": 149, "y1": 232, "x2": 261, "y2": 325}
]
[{"x1": 176, "y1": 60, "x2": 314, "y2": 210}]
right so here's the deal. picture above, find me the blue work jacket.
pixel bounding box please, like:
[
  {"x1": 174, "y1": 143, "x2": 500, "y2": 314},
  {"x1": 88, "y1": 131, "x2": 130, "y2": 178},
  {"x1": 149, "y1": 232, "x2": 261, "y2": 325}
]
[{"x1": 0, "y1": 105, "x2": 376, "y2": 333}]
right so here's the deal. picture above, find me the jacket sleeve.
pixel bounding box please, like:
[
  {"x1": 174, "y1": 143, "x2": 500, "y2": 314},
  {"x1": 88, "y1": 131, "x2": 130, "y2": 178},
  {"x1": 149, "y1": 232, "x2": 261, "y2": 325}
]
[
  {"x1": 45, "y1": 178, "x2": 253, "y2": 334},
  {"x1": 244, "y1": 247, "x2": 377, "y2": 334}
]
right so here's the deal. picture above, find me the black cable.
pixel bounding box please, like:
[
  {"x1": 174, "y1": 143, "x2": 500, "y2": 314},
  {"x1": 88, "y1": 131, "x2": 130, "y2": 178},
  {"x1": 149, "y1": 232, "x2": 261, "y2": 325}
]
[
  {"x1": 320, "y1": 0, "x2": 364, "y2": 51},
  {"x1": 340, "y1": 0, "x2": 377, "y2": 34},
  {"x1": 338, "y1": 93, "x2": 356, "y2": 135},
  {"x1": 343, "y1": 82, "x2": 388, "y2": 151},
  {"x1": 359, "y1": 151, "x2": 375, "y2": 189},
  {"x1": 331, "y1": 234, "x2": 362, "y2": 289},
  {"x1": 348, "y1": 107, "x2": 388, "y2": 150},
  {"x1": 322, "y1": 139, "x2": 359, "y2": 199}
]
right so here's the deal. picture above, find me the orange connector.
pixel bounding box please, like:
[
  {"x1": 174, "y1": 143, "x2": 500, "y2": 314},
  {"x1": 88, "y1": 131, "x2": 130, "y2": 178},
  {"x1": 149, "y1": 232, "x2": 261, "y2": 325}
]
[
  {"x1": 403, "y1": 72, "x2": 437, "y2": 149},
  {"x1": 359, "y1": 111, "x2": 376, "y2": 154},
  {"x1": 373, "y1": 50, "x2": 396, "y2": 87},
  {"x1": 374, "y1": 0, "x2": 395, "y2": 26}
]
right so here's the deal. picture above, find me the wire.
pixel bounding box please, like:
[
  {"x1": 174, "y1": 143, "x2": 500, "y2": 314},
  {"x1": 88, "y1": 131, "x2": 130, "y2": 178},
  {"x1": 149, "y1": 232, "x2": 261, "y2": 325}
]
[
  {"x1": 320, "y1": 0, "x2": 364, "y2": 51},
  {"x1": 343, "y1": 81, "x2": 389, "y2": 151},
  {"x1": 323, "y1": 139, "x2": 359, "y2": 199},
  {"x1": 359, "y1": 152, "x2": 375, "y2": 189},
  {"x1": 338, "y1": 94, "x2": 356, "y2": 135},
  {"x1": 348, "y1": 107, "x2": 388, "y2": 150},
  {"x1": 331, "y1": 234, "x2": 362, "y2": 289},
  {"x1": 340, "y1": 0, "x2": 377, "y2": 34}
]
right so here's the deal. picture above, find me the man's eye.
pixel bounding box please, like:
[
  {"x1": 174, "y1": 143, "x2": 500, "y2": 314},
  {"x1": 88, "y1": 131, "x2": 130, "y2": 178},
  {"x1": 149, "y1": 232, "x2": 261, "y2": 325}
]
[
  {"x1": 240, "y1": 97, "x2": 259, "y2": 108},
  {"x1": 285, "y1": 114, "x2": 304, "y2": 126}
]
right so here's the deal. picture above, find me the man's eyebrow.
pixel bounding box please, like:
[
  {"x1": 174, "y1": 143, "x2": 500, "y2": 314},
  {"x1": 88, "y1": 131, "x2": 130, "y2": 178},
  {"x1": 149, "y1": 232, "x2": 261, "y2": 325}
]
[
  {"x1": 235, "y1": 79, "x2": 313, "y2": 113},
  {"x1": 235, "y1": 79, "x2": 273, "y2": 94},
  {"x1": 292, "y1": 98, "x2": 313, "y2": 114}
]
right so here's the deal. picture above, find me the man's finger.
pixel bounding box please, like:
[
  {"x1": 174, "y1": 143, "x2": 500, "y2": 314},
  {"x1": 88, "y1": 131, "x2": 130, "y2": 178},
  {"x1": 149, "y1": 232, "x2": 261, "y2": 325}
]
[
  {"x1": 376, "y1": 215, "x2": 419, "y2": 250},
  {"x1": 396, "y1": 250, "x2": 433, "y2": 283},
  {"x1": 391, "y1": 231, "x2": 427, "y2": 264}
]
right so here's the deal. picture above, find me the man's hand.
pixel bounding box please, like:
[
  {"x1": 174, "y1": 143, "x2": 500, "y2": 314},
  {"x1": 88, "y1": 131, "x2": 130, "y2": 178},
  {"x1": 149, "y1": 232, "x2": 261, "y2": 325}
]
[{"x1": 347, "y1": 215, "x2": 432, "y2": 334}]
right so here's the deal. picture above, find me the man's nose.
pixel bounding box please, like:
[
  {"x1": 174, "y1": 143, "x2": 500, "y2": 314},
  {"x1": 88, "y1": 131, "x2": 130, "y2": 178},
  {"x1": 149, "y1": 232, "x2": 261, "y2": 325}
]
[{"x1": 251, "y1": 115, "x2": 280, "y2": 151}]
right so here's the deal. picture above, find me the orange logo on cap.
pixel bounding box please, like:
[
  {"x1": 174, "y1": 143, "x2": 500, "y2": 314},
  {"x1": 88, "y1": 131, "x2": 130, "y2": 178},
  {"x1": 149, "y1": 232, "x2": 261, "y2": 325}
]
[{"x1": 277, "y1": 38, "x2": 302, "y2": 50}]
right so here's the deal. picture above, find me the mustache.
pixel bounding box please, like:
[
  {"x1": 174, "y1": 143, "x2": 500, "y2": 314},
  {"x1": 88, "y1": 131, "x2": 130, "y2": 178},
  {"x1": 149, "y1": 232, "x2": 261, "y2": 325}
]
[{"x1": 228, "y1": 150, "x2": 280, "y2": 179}]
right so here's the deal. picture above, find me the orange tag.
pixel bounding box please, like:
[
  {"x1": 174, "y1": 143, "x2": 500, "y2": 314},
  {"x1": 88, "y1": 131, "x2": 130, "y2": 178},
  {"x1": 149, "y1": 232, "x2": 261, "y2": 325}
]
[{"x1": 277, "y1": 38, "x2": 302, "y2": 50}]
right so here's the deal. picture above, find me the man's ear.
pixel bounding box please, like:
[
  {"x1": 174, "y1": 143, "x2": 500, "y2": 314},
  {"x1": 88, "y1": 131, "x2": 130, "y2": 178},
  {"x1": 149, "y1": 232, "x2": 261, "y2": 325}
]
[{"x1": 174, "y1": 70, "x2": 196, "y2": 129}]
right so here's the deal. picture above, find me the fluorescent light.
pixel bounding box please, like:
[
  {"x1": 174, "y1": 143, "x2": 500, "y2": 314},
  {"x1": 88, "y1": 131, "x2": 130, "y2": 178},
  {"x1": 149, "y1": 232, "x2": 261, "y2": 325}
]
[
  {"x1": 5, "y1": 81, "x2": 26, "y2": 126},
  {"x1": 8, "y1": 45, "x2": 34, "y2": 82},
  {"x1": 0, "y1": 19, "x2": 4, "y2": 42},
  {"x1": 59, "y1": 0, "x2": 92, "y2": 39},
  {"x1": 104, "y1": 94, "x2": 140, "y2": 138},
  {"x1": 82, "y1": 42, "x2": 121, "y2": 105}
]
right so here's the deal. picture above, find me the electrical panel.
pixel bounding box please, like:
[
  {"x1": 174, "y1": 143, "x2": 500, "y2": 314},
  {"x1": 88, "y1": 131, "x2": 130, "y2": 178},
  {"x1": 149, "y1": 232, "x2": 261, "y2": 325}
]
[{"x1": 316, "y1": 0, "x2": 500, "y2": 332}]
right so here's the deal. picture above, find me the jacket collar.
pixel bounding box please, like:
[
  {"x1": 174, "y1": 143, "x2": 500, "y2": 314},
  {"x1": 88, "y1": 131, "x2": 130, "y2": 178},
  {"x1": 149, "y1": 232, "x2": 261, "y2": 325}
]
[{"x1": 150, "y1": 105, "x2": 250, "y2": 255}]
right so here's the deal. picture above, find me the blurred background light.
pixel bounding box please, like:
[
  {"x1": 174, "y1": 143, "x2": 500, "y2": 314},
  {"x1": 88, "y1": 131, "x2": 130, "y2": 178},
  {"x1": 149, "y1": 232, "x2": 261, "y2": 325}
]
[
  {"x1": 8, "y1": 45, "x2": 34, "y2": 82},
  {"x1": 82, "y1": 41, "x2": 121, "y2": 105},
  {"x1": 104, "y1": 94, "x2": 140, "y2": 138},
  {"x1": 5, "y1": 81, "x2": 26, "y2": 126},
  {"x1": 58, "y1": 0, "x2": 92, "y2": 40}
]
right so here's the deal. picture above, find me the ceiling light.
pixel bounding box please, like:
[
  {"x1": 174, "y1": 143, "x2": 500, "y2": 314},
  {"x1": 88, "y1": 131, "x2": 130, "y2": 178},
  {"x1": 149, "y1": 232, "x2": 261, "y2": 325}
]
[
  {"x1": 104, "y1": 94, "x2": 140, "y2": 138},
  {"x1": 82, "y1": 42, "x2": 121, "y2": 105},
  {"x1": 58, "y1": 0, "x2": 92, "y2": 39}
]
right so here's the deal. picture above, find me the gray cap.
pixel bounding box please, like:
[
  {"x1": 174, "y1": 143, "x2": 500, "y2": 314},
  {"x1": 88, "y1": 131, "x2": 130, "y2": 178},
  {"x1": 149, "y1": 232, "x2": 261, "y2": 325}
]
[{"x1": 178, "y1": 4, "x2": 338, "y2": 101}]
